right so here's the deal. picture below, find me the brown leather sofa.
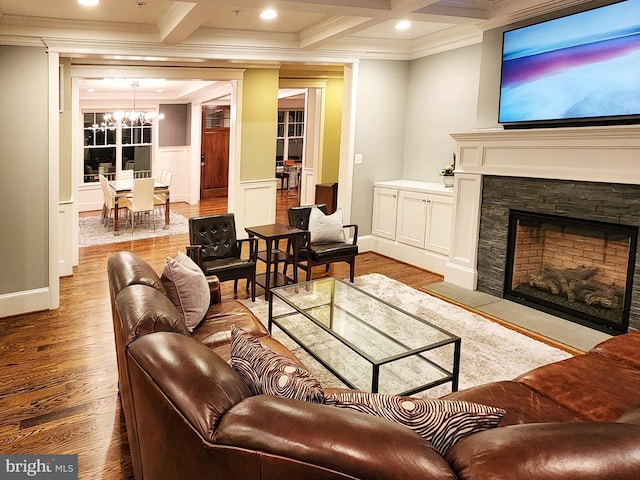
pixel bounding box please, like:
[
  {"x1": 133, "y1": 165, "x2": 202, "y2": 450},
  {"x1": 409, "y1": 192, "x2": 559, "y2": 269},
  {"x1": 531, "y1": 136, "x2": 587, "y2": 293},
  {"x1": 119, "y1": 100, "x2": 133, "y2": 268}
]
[{"x1": 107, "y1": 251, "x2": 640, "y2": 480}]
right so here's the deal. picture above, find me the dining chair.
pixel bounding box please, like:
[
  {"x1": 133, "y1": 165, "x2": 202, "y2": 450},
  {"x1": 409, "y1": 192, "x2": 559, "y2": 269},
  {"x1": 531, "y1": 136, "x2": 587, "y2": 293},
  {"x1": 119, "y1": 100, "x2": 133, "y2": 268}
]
[
  {"x1": 99, "y1": 174, "x2": 130, "y2": 231},
  {"x1": 186, "y1": 213, "x2": 257, "y2": 301},
  {"x1": 126, "y1": 178, "x2": 155, "y2": 234},
  {"x1": 117, "y1": 169, "x2": 134, "y2": 180},
  {"x1": 154, "y1": 171, "x2": 172, "y2": 215}
]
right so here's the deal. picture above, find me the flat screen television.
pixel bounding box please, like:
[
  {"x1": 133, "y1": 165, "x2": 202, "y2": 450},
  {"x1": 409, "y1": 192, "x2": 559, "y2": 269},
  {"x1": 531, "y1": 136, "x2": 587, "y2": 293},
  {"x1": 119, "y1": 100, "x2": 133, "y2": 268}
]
[{"x1": 498, "y1": 0, "x2": 640, "y2": 128}]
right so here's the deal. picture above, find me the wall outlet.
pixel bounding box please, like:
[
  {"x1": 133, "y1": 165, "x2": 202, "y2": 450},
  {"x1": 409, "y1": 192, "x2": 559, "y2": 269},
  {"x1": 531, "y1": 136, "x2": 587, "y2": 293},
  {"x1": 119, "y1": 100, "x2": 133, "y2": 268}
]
[{"x1": 354, "y1": 153, "x2": 363, "y2": 164}]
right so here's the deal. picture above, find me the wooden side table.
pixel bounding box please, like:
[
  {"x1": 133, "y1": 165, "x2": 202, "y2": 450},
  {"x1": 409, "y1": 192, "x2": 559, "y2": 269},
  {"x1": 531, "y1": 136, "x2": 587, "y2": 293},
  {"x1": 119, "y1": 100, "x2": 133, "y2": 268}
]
[{"x1": 245, "y1": 223, "x2": 306, "y2": 300}]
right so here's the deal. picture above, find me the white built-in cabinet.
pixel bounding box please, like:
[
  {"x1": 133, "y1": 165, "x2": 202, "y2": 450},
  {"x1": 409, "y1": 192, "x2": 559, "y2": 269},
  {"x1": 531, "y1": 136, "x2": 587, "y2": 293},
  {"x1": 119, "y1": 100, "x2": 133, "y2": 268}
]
[{"x1": 372, "y1": 180, "x2": 453, "y2": 274}]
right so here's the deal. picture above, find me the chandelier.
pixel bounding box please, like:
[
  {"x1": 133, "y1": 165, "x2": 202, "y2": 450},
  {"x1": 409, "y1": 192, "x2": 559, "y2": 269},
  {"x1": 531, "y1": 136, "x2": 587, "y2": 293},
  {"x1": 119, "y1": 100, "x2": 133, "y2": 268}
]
[{"x1": 97, "y1": 81, "x2": 164, "y2": 129}]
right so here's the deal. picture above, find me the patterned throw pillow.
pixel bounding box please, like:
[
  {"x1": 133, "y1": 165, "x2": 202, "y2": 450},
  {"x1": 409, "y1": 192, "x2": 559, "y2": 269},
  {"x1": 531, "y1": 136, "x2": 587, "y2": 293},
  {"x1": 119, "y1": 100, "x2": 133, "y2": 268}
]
[
  {"x1": 230, "y1": 326, "x2": 325, "y2": 403},
  {"x1": 161, "y1": 252, "x2": 210, "y2": 332},
  {"x1": 324, "y1": 391, "x2": 505, "y2": 454}
]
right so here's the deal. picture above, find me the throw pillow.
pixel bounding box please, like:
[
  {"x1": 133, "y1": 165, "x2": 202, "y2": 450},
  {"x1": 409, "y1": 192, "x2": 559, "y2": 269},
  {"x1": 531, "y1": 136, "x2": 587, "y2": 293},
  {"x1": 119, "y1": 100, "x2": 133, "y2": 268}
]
[
  {"x1": 161, "y1": 252, "x2": 210, "y2": 332},
  {"x1": 230, "y1": 326, "x2": 325, "y2": 403},
  {"x1": 308, "y1": 206, "x2": 345, "y2": 244},
  {"x1": 324, "y1": 391, "x2": 505, "y2": 455}
]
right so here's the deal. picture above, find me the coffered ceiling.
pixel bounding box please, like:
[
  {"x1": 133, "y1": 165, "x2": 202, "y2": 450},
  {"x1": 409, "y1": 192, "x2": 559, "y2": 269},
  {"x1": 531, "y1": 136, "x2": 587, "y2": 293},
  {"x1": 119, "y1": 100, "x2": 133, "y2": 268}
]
[{"x1": 0, "y1": 0, "x2": 596, "y2": 63}]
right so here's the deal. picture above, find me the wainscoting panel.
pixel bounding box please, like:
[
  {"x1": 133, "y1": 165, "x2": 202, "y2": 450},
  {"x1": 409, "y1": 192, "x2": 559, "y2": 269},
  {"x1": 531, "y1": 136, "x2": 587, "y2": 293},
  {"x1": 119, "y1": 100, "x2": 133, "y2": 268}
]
[{"x1": 238, "y1": 180, "x2": 277, "y2": 236}]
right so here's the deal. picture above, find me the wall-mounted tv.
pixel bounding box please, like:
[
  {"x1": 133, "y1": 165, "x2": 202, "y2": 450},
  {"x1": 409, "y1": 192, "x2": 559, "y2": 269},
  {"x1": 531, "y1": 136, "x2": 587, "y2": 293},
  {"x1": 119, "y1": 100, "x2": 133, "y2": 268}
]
[{"x1": 498, "y1": 0, "x2": 640, "y2": 129}]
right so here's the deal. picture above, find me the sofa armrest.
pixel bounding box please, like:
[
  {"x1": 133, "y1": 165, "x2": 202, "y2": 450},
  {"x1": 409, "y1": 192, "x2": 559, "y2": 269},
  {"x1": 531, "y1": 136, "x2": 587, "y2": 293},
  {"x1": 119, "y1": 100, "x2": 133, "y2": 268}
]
[
  {"x1": 445, "y1": 421, "x2": 640, "y2": 480},
  {"x1": 216, "y1": 395, "x2": 457, "y2": 480}
]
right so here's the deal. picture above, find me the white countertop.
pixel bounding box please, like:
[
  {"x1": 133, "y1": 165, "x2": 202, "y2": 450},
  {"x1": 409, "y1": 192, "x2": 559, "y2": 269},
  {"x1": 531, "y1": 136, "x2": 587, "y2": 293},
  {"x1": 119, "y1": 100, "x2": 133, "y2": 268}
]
[{"x1": 373, "y1": 179, "x2": 453, "y2": 196}]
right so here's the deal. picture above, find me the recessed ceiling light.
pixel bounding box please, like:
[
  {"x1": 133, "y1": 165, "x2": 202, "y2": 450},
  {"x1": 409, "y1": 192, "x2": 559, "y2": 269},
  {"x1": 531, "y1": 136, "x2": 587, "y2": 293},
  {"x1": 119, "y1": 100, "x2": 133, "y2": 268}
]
[
  {"x1": 260, "y1": 9, "x2": 277, "y2": 20},
  {"x1": 395, "y1": 20, "x2": 411, "y2": 30},
  {"x1": 156, "y1": 89, "x2": 164, "y2": 93},
  {"x1": 87, "y1": 88, "x2": 96, "y2": 93},
  {"x1": 78, "y1": 0, "x2": 99, "y2": 6}
]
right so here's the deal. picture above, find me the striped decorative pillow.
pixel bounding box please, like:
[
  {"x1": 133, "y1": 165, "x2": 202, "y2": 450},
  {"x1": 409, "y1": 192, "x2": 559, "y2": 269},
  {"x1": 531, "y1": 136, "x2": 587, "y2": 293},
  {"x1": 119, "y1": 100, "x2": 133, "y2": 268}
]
[
  {"x1": 230, "y1": 326, "x2": 325, "y2": 403},
  {"x1": 324, "y1": 391, "x2": 505, "y2": 454}
]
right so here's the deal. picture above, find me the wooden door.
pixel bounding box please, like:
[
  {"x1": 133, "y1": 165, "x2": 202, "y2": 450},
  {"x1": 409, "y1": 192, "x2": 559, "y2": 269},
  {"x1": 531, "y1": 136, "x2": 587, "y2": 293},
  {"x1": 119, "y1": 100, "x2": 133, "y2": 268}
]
[{"x1": 201, "y1": 106, "x2": 230, "y2": 198}]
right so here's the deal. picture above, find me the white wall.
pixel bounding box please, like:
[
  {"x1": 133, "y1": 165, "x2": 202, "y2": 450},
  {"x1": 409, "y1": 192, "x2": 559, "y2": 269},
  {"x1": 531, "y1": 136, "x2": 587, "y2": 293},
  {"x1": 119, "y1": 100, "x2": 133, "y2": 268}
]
[
  {"x1": 351, "y1": 46, "x2": 483, "y2": 235},
  {"x1": 403, "y1": 44, "x2": 482, "y2": 181},
  {"x1": 351, "y1": 60, "x2": 409, "y2": 236}
]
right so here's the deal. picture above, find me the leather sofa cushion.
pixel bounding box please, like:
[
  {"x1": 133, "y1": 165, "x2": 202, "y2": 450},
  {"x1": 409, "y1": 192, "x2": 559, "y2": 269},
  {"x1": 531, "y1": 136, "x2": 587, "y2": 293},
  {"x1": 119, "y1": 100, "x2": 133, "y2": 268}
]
[
  {"x1": 192, "y1": 309, "x2": 269, "y2": 349},
  {"x1": 445, "y1": 422, "x2": 640, "y2": 480},
  {"x1": 516, "y1": 353, "x2": 640, "y2": 421},
  {"x1": 442, "y1": 380, "x2": 585, "y2": 426},
  {"x1": 591, "y1": 330, "x2": 640, "y2": 369}
]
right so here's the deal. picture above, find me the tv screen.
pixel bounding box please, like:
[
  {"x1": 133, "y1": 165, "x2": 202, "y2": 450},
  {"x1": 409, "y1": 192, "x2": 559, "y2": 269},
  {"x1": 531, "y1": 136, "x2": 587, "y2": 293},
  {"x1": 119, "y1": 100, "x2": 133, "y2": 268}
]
[{"x1": 498, "y1": 0, "x2": 640, "y2": 128}]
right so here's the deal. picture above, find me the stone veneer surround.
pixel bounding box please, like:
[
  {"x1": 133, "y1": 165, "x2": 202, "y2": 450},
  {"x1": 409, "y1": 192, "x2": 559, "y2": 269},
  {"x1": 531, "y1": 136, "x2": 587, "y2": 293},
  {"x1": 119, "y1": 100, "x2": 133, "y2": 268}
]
[
  {"x1": 447, "y1": 125, "x2": 640, "y2": 332},
  {"x1": 476, "y1": 176, "x2": 640, "y2": 331}
]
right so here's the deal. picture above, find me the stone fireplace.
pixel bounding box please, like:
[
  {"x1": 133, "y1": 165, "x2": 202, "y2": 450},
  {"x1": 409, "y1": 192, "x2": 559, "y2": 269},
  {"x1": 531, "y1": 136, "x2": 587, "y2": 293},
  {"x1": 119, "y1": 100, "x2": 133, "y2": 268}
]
[{"x1": 448, "y1": 125, "x2": 640, "y2": 332}]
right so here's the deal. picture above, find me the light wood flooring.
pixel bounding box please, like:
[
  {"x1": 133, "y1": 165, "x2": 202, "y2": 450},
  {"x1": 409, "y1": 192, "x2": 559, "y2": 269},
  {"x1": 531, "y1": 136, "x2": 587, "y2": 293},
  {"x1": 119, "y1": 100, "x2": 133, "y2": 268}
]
[{"x1": 0, "y1": 193, "x2": 443, "y2": 480}]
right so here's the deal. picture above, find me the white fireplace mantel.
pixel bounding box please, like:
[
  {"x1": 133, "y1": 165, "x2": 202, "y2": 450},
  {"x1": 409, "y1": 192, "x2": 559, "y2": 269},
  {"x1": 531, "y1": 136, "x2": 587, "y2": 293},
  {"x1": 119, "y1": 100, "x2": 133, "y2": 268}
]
[{"x1": 445, "y1": 125, "x2": 640, "y2": 290}]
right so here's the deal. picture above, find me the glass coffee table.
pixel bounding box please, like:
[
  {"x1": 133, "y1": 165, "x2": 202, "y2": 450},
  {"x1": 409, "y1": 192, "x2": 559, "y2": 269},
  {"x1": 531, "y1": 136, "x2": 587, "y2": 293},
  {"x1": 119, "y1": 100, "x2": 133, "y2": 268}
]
[{"x1": 269, "y1": 278, "x2": 461, "y2": 396}]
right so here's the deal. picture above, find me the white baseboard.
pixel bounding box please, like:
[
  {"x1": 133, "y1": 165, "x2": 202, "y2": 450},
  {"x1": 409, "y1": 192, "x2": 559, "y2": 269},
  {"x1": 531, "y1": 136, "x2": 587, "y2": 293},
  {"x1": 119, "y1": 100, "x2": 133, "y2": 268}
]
[
  {"x1": 0, "y1": 288, "x2": 50, "y2": 318},
  {"x1": 369, "y1": 236, "x2": 448, "y2": 275}
]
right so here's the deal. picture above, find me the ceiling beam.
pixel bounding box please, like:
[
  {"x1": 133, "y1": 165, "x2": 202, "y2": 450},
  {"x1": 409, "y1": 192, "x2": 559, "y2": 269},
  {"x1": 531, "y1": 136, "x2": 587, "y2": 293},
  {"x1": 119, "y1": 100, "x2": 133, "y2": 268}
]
[
  {"x1": 299, "y1": 15, "x2": 378, "y2": 49},
  {"x1": 158, "y1": 1, "x2": 219, "y2": 44}
]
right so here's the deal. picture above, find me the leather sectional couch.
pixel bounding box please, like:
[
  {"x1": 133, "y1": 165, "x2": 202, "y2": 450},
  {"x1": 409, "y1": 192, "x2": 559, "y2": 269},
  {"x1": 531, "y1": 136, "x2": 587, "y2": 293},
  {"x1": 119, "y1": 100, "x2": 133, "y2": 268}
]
[{"x1": 107, "y1": 251, "x2": 640, "y2": 480}]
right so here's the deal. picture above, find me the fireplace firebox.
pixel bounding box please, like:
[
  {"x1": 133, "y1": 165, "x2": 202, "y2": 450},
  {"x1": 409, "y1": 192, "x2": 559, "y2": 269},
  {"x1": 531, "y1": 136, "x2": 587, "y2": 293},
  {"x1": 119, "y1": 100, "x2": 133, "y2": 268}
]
[{"x1": 504, "y1": 210, "x2": 638, "y2": 334}]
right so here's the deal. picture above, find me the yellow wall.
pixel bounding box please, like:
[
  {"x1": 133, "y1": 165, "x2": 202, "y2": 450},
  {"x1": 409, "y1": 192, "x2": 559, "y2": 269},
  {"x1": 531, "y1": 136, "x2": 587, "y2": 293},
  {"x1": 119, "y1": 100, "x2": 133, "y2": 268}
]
[
  {"x1": 319, "y1": 77, "x2": 343, "y2": 184},
  {"x1": 240, "y1": 69, "x2": 279, "y2": 181}
]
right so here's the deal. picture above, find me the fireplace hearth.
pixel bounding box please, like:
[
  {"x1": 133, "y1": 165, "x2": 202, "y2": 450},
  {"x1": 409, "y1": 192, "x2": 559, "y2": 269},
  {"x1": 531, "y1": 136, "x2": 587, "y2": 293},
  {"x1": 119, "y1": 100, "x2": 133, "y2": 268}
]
[{"x1": 504, "y1": 210, "x2": 637, "y2": 334}]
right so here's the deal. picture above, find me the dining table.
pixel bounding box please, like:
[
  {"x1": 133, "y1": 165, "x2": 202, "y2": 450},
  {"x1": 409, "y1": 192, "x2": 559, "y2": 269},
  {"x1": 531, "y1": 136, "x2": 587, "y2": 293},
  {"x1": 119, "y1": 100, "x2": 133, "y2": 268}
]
[{"x1": 108, "y1": 178, "x2": 170, "y2": 234}]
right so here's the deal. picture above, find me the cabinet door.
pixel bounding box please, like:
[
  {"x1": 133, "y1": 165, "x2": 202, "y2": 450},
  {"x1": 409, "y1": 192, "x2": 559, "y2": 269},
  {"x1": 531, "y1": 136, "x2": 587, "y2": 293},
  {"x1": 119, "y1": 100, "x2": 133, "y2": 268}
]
[
  {"x1": 426, "y1": 194, "x2": 453, "y2": 255},
  {"x1": 372, "y1": 187, "x2": 398, "y2": 240},
  {"x1": 397, "y1": 190, "x2": 428, "y2": 248}
]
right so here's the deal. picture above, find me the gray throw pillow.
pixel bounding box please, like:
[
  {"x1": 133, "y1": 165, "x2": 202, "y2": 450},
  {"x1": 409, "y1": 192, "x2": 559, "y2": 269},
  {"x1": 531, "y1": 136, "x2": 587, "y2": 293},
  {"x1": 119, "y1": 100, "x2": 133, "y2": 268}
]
[
  {"x1": 161, "y1": 252, "x2": 210, "y2": 331},
  {"x1": 308, "y1": 206, "x2": 345, "y2": 244}
]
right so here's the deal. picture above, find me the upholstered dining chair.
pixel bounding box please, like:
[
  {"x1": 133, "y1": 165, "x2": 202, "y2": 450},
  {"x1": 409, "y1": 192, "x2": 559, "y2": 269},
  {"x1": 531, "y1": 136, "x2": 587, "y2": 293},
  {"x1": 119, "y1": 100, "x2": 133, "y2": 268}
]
[
  {"x1": 117, "y1": 169, "x2": 134, "y2": 180},
  {"x1": 186, "y1": 213, "x2": 258, "y2": 301},
  {"x1": 99, "y1": 174, "x2": 129, "y2": 231},
  {"x1": 285, "y1": 204, "x2": 359, "y2": 282},
  {"x1": 125, "y1": 177, "x2": 155, "y2": 234},
  {"x1": 153, "y1": 170, "x2": 172, "y2": 215}
]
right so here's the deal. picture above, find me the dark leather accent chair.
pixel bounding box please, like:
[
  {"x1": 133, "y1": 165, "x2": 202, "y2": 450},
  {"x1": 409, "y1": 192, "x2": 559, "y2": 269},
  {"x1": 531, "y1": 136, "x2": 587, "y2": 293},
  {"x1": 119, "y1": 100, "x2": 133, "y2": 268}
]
[
  {"x1": 186, "y1": 213, "x2": 257, "y2": 301},
  {"x1": 286, "y1": 204, "x2": 358, "y2": 282}
]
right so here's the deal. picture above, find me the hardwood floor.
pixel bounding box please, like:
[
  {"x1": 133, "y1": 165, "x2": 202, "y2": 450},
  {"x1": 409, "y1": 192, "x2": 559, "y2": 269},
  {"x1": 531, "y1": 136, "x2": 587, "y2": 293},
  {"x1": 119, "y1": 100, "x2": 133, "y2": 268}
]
[{"x1": 2, "y1": 193, "x2": 443, "y2": 480}]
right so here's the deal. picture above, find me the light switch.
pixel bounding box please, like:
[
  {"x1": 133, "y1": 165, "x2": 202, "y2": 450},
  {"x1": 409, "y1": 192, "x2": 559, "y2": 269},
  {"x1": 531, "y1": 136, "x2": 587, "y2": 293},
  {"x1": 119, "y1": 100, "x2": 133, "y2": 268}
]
[{"x1": 354, "y1": 153, "x2": 363, "y2": 164}]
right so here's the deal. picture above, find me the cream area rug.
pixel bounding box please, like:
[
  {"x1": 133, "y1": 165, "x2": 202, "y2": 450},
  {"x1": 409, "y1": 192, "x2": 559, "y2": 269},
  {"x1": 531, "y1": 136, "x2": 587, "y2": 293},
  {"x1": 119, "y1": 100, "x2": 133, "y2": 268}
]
[
  {"x1": 79, "y1": 211, "x2": 189, "y2": 246},
  {"x1": 241, "y1": 273, "x2": 573, "y2": 398}
]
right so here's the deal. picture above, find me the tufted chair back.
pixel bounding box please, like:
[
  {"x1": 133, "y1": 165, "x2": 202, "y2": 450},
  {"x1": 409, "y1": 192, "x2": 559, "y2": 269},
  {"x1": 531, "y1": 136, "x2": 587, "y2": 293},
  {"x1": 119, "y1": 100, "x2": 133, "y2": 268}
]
[
  {"x1": 187, "y1": 213, "x2": 257, "y2": 301},
  {"x1": 189, "y1": 213, "x2": 241, "y2": 260},
  {"x1": 287, "y1": 204, "x2": 327, "y2": 231}
]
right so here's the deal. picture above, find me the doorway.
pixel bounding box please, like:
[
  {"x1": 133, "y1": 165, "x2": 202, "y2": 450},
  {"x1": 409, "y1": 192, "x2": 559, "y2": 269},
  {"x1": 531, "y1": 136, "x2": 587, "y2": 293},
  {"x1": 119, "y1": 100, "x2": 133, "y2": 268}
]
[{"x1": 201, "y1": 105, "x2": 230, "y2": 198}]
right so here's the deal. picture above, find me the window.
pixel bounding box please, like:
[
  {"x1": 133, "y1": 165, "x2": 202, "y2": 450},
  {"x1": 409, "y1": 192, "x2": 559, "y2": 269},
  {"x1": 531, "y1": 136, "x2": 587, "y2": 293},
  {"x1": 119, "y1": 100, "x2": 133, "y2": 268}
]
[
  {"x1": 83, "y1": 111, "x2": 154, "y2": 184},
  {"x1": 276, "y1": 109, "x2": 304, "y2": 166}
]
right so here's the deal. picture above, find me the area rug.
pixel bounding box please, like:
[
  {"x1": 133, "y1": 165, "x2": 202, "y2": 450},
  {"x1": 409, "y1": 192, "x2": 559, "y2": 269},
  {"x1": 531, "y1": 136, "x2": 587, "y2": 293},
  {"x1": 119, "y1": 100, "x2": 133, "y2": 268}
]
[
  {"x1": 240, "y1": 273, "x2": 573, "y2": 398},
  {"x1": 78, "y1": 211, "x2": 189, "y2": 246}
]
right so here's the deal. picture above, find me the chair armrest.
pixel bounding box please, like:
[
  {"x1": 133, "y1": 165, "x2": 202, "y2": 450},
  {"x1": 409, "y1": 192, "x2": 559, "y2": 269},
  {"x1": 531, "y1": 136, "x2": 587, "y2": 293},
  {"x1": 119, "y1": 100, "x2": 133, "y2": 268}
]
[
  {"x1": 236, "y1": 237, "x2": 258, "y2": 261},
  {"x1": 185, "y1": 245, "x2": 202, "y2": 265},
  {"x1": 343, "y1": 224, "x2": 358, "y2": 244}
]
